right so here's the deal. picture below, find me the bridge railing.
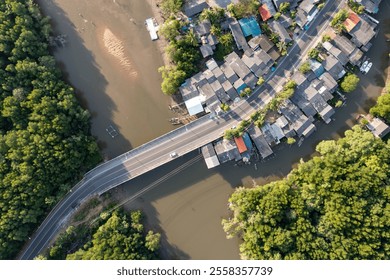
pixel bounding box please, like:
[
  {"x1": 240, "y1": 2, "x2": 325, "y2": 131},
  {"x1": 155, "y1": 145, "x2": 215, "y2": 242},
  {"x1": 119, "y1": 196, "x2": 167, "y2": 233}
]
[{"x1": 84, "y1": 113, "x2": 212, "y2": 179}]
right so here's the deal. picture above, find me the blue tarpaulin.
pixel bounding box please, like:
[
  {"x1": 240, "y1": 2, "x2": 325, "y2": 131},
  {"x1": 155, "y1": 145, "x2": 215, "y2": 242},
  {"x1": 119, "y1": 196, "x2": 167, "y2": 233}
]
[
  {"x1": 239, "y1": 17, "x2": 262, "y2": 37},
  {"x1": 242, "y1": 132, "x2": 253, "y2": 150}
]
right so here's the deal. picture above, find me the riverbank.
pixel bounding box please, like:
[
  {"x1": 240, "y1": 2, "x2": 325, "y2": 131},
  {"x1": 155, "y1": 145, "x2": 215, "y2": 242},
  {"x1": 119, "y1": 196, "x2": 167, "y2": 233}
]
[
  {"x1": 36, "y1": 0, "x2": 175, "y2": 159},
  {"x1": 145, "y1": 0, "x2": 171, "y2": 67}
]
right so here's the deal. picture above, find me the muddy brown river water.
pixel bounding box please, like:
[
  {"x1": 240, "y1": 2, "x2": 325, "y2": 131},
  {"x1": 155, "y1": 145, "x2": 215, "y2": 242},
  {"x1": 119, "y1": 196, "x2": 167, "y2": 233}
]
[
  {"x1": 37, "y1": 0, "x2": 175, "y2": 159},
  {"x1": 37, "y1": 0, "x2": 390, "y2": 259}
]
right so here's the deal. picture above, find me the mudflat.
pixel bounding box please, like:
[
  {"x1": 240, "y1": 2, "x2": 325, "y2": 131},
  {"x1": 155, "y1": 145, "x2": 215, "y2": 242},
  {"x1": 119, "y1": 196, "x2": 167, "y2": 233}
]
[{"x1": 37, "y1": 0, "x2": 175, "y2": 159}]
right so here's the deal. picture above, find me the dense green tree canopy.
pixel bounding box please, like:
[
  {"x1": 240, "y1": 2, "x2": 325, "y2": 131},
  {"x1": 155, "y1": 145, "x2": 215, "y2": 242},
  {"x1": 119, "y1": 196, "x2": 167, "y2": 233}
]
[
  {"x1": 370, "y1": 87, "x2": 390, "y2": 122},
  {"x1": 0, "y1": 0, "x2": 100, "y2": 259},
  {"x1": 160, "y1": 0, "x2": 183, "y2": 16},
  {"x1": 66, "y1": 210, "x2": 160, "y2": 260},
  {"x1": 199, "y1": 7, "x2": 225, "y2": 25},
  {"x1": 223, "y1": 126, "x2": 390, "y2": 260},
  {"x1": 159, "y1": 26, "x2": 201, "y2": 95},
  {"x1": 159, "y1": 66, "x2": 187, "y2": 95},
  {"x1": 159, "y1": 18, "x2": 181, "y2": 41}
]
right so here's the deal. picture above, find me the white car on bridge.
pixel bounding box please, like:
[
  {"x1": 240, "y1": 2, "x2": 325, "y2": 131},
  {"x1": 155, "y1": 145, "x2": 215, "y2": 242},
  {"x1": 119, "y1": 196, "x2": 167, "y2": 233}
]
[{"x1": 170, "y1": 152, "x2": 178, "y2": 158}]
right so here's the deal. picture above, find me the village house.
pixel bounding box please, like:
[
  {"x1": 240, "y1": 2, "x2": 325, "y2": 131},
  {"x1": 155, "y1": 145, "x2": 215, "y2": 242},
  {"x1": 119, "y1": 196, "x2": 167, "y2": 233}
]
[
  {"x1": 290, "y1": 71, "x2": 335, "y2": 123},
  {"x1": 194, "y1": 19, "x2": 211, "y2": 37},
  {"x1": 229, "y1": 20, "x2": 250, "y2": 51},
  {"x1": 214, "y1": 139, "x2": 242, "y2": 163},
  {"x1": 366, "y1": 118, "x2": 390, "y2": 138},
  {"x1": 269, "y1": 20, "x2": 292, "y2": 43},
  {"x1": 322, "y1": 55, "x2": 346, "y2": 80},
  {"x1": 343, "y1": 11, "x2": 377, "y2": 51},
  {"x1": 309, "y1": 59, "x2": 325, "y2": 78},
  {"x1": 304, "y1": 87, "x2": 335, "y2": 123},
  {"x1": 201, "y1": 143, "x2": 220, "y2": 169},
  {"x1": 322, "y1": 41, "x2": 349, "y2": 66},
  {"x1": 200, "y1": 44, "x2": 214, "y2": 58},
  {"x1": 198, "y1": 82, "x2": 222, "y2": 114},
  {"x1": 353, "y1": 0, "x2": 382, "y2": 14},
  {"x1": 234, "y1": 134, "x2": 251, "y2": 161},
  {"x1": 247, "y1": 124, "x2": 274, "y2": 159},
  {"x1": 194, "y1": 19, "x2": 219, "y2": 58},
  {"x1": 296, "y1": 0, "x2": 319, "y2": 29},
  {"x1": 275, "y1": 115, "x2": 296, "y2": 137},
  {"x1": 311, "y1": 77, "x2": 334, "y2": 101},
  {"x1": 259, "y1": 0, "x2": 277, "y2": 22},
  {"x1": 279, "y1": 99, "x2": 316, "y2": 137},
  {"x1": 242, "y1": 49, "x2": 274, "y2": 78},
  {"x1": 239, "y1": 17, "x2": 262, "y2": 38},
  {"x1": 332, "y1": 34, "x2": 363, "y2": 66},
  {"x1": 183, "y1": 0, "x2": 210, "y2": 18},
  {"x1": 225, "y1": 52, "x2": 257, "y2": 89},
  {"x1": 319, "y1": 72, "x2": 338, "y2": 94},
  {"x1": 220, "y1": 62, "x2": 239, "y2": 85},
  {"x1": 291, "y1": 91, "x2": 317, "y2": 118},
  {"x1": 180, "y1": 56, "x2": 248, "y2": 116},
  {"x1": 279, "y1": 14, "x2": 293, "y2": 29}
]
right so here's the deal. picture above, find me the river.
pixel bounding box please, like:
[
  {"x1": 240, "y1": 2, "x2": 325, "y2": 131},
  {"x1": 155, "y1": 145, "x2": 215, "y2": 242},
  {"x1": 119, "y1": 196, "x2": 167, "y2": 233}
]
[
  {"x1": 37, "y1": 0, "x2": 390, "y2": 259},
  {"x1": 36, "y1": 0, "x2": 175, "y2": 159}
]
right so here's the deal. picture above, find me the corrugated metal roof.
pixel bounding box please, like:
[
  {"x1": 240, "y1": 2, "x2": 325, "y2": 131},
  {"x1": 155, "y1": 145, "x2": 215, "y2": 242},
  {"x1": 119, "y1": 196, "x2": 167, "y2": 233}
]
[
  {"x1": 201, "y1": 144, "x2": 220, "y2": 169},
  {"x1": 247, "y1": 125, "x2": 273, "y2": 158},
  {"x1": 242, "y1": 132, "x2": 253, "y2": 150},
  {"x1": 185, "y1": 97, "x2": 204, "y2": 116},
  {"x1": 239, "y1": 17, "x2": 262, "y2": 37},
  {"x1": 259, "y1": 4, "x2": 272, "y2": 21},
  {"x1": 234, "y1": 136, "x2": 248, "y2": 154},
  {"x1": 344, "y1": 12, "x2": 360, "y2": 32}
]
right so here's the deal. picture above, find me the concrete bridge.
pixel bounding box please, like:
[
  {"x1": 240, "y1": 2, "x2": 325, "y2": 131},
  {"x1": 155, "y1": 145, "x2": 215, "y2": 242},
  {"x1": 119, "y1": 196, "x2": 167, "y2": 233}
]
[{"x1": 19, "y1": 0, "x2": 344, "y2": 259}]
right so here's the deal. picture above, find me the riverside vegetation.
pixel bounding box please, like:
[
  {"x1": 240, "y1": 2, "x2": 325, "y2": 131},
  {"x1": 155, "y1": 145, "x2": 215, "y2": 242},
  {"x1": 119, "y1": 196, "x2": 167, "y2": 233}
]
[
  {"x1": 223, "y1": 126, "x2": 390, "y2": 259},
  {"x1": 0, "y1": 0, "x2": 101, "y2": 259},
  {"x1": 42, "y1": 209, "x2": 160, "y2": 260}
]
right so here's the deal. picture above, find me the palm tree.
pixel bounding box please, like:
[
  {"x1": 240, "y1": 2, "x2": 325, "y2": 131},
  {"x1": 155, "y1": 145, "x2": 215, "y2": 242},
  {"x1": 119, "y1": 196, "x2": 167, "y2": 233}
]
[
  {"x1": 210, "y1": 25, "x2": 221, "y2": 37},
  {"x1": 276, "y1": 41, "x2": 287, "y2": 55},
  {"x1": 269, "y1": 32, "x2": 279, "y2": 44},
  {"x1": 185, "y1": 30, "x2": 198, "y2": 47}
]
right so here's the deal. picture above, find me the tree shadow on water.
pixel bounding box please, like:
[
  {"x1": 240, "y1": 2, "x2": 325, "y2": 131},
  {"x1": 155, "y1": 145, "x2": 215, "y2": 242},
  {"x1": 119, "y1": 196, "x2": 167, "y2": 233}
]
[{"x1": 36, "y1": 0, "x2": 133, "y2": 159}]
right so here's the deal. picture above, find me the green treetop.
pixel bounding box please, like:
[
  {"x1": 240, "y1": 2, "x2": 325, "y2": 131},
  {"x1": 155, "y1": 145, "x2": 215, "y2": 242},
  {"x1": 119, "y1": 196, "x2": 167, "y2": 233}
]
[
  {"x1": 340, "y1": 73, "x2": 360, "y2": 93},
  {"x1": 223, "y1": 126, "x2": 390, "y2": 260}
]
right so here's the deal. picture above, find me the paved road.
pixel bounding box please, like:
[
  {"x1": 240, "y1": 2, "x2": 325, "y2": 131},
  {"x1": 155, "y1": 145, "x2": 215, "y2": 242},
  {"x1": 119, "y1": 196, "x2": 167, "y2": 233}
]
[{"x1": 19, "y1": 0, "x2": 344, "y2": 259}]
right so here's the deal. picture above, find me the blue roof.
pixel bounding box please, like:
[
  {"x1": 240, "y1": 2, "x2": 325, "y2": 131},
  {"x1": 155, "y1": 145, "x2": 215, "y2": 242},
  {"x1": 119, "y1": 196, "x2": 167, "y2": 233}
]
[
  {"x1": 242, "y1": 132, "x2": 253, "y2": 150},
  {"x1": 238, "y1": 17, "x2": 261, "y2": 37},
  {"x1": 310, "y1": 59, "x2": 325, "y2": 77}
]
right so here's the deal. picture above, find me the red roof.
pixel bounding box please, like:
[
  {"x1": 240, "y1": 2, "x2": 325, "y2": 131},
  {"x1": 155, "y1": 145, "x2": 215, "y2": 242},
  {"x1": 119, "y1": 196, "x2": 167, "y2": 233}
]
[
  {"x1": 259, "y1": 4, "x2": 272, "y2": 22},
  {"x1": 344, "y1": 12, "x2": 360, "y2": 32},
  {"x1": 234, "y1": 136, "x2": 247, "y2": 154}
]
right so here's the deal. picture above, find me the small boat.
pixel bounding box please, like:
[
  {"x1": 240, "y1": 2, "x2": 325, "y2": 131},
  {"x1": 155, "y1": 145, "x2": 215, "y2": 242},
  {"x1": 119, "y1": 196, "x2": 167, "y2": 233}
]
[
  {"x1": 145, "y1": 17, "x2": 159, "y2": 41},
  {"x1": 360, "y1": 60, "x2": 368, "y2": 73},
  {"x1": 297, "y1": 137, "x2": 304, "y2": 147},
  {"x1": 169, "y1": 118, "x2": 181, "y2": 125},
  {"x1": 363, "y1": 62, "x2": 372, "y2": 74}
]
